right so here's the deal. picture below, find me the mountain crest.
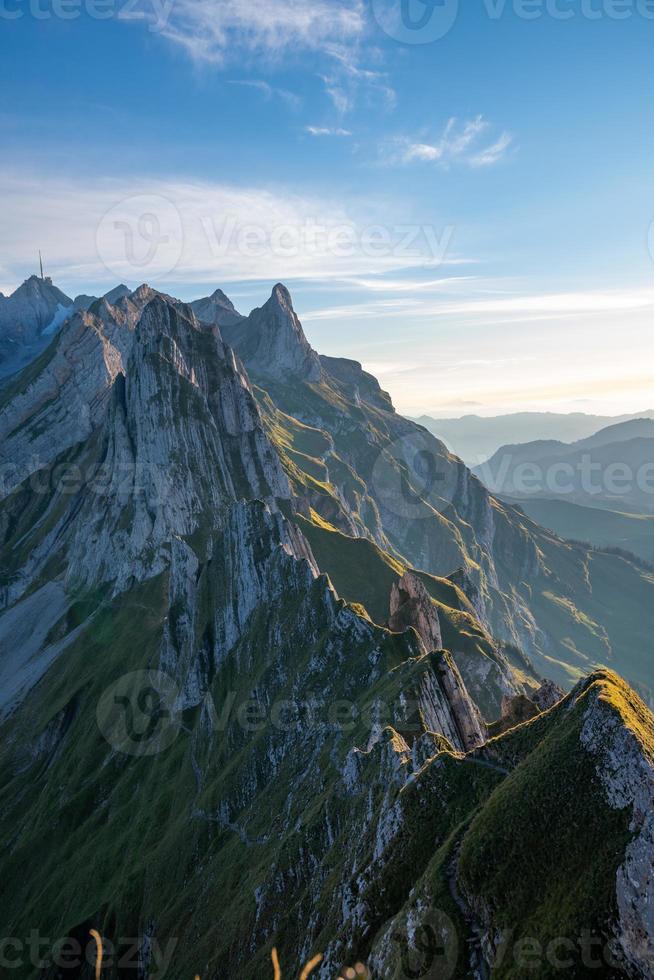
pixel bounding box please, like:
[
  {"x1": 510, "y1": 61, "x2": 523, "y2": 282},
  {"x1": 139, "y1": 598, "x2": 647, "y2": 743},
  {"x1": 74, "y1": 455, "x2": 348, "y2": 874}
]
[
  {"x1": 190, "y1": 285, "x2": 244, "y2": 329},
  {"x1": 220, "y1": 282, "x2": 322, "y2": 382},
  {"x1": 0, "y1": 274, "x2": 73, "y2": 377}
]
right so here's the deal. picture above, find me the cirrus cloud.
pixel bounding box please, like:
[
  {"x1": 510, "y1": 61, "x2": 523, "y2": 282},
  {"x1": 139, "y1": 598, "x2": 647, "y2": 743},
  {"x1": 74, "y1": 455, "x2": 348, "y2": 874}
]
[{"x1": 387, "y1": 116, "x2": 514, "y2": 169}]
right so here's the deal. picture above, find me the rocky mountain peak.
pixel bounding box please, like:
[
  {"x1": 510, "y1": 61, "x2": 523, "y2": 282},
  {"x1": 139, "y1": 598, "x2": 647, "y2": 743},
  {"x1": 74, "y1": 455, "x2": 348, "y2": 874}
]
[
  {"x1": 190, "y1": 286, "x2": 244, "y2": 329},
  {"x1": 4, "y1": 273, "x2": 71, "y2": 308},
  {"x1": 130, "y1": 283, "x2": 158, "y2": 304},
  {"x1": 220, "y1": 283, "x2": 322, "y2": 382},
  {"x1": 268, "y1": 281, "x2": 293, "y2": 310},
  {"x1": 0, "y1": 274, "x2": 73, "y2": 377},
  {"x1": 103, "y1": 283, "x2": 131, "y2": 305},
  {"x1": 209, "y1": 286, "x2": 233, "y2": 303}
]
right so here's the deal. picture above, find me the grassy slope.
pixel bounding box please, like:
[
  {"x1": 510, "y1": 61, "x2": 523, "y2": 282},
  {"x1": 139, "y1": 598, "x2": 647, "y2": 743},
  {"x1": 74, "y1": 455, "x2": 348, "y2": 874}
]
[
  {"x1": 258, "y1": 371, "x2": 654, "y2": 705},
  {"x1": 0, "y1": 555, "x2": 490, "y2": 977},
  {"x1": 294, "y1": 512, "x2": 531, "y2": 719},
  {"x1": 1, "y1": 557, "x2": 648, "y2": 978},
  {"x1": 366, "y1": 669, "x2": 651, "y2": 980},
  {"x1": 496, "y1": 503, "x2": 654, "y2": 696},
  {"x1": 507, "y1": 495, "x2": 654, "y2": 565},
  {"x1": 457, "y1": 671, "x2": 647, "y2": 978}
]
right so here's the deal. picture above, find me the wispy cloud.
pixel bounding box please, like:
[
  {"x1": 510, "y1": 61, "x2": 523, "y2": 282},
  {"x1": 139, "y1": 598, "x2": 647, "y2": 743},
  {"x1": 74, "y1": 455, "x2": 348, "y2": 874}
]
[
  {"x1": 387, "y1": 116, "x2": 514, "y2": 169},
  {"x1": 337, "y1": 274, "x2": 477, "y2": 292},
  {"x1": 0, "y1": 169, "x2": 450, "y2": 293},
  {"x1": 469, "y1": 132, "x2": 514, "y2": 168},
  {"x1": 321, "y1": 46, "x2": 396, "y2": 113},
  {"x1": 434, "y1": 288, "x2": 654, "y2": 317},
  {"x1": 123, "y1": 0, "x2": 390, "y2": 115},
  {"x1": 301, "y1": 286, "x2": 654, "y2": 323},
  {"x1": 127, "y1": 0, "x2": 365, "y2": 65},
  {"x1": 227, "y1": 79, "x2": 301, "y2": 109},
  {"x1": 305, "y1": 125, "x2": 352, "y2": 137}
]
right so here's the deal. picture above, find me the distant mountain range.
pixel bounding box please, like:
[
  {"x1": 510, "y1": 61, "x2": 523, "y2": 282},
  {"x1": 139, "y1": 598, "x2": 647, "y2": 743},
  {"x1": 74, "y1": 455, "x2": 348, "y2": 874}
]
[
  {"x1": 474, "y1": 417, "x2": 654, "y2": 515},
  {"x1": 2, "y1": 278, "x2": 654, "y2": 977},
  {"x1": 415, "y1": 410, "x2": 654, "y2": 464}
]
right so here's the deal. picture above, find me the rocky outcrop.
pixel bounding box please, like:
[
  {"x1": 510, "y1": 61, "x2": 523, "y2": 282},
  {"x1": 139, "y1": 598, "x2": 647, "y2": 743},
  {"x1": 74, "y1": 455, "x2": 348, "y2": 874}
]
[
  {"x1": 532, "y1": 677, "x2": 564, "y2": 711},
  {"x1": 0, "y1": 295, "x2": 293, "y2": 606},
  {"x1": 221, "y1": 283, "x2": 322, "y2": 382},
  {"x1": 493, "y1": 692, "x2": 540, "y2": 735},
  {"x1": 320, "y1": 355, "x2": 394, "y2": 412},
  {"x1": 72, "y1": 284, "x2": 131, "y2": 312},
  {"x1": 580, "y1": 678, "x2": 654, "y2": 976},
  {"x1": 103, "y1": 283, "x2": 131, "y2": 305},
  {"x1": 389, "y1": 571, "x2": 442, "y2": 651},
  {"x1": 491, "y1": 677, "x2": 564, "y2": 736},
  {"x1": 387, "y1": 575, "x2": 485, "y2": 751},
  {"x1": 434, "y1": 652, "x2": 487, "y2": 750}
]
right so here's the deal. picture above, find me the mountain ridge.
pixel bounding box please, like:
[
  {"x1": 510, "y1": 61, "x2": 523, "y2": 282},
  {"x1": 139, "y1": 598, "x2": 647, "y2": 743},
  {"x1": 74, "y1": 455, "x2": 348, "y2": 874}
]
[{"x1": 1, "y1": 280, "x2": 654, "y2": 977}]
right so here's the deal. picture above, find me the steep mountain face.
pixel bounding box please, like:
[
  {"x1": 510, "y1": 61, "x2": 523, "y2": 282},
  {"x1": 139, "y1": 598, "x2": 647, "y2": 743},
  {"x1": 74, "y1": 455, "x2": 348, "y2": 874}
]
[
  {"x1": 190, "y1": 287, "x2": 245, "y2": 328},
  {"x1": 221, "y1": 283, "x2": 322, "y2": 382},
  {"x1": 0, "y1": 276, "x2": 73, "y2": 378},
  {"x1": 218, "y1": 287, "x2": 654, "y2": 698},
  {"x1": 1, "y1": 282, "x2": 654, "y2": 979}
]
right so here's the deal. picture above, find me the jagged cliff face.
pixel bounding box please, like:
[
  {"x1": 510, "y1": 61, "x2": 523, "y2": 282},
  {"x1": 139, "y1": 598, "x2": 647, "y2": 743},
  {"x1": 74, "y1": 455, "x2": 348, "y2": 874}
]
[
  {"x1": 220, "y1": 286, "x2": 654, "y2": 700},
  {"x1": 1, "y1": 281, "x2": 654, "y2": 978}
]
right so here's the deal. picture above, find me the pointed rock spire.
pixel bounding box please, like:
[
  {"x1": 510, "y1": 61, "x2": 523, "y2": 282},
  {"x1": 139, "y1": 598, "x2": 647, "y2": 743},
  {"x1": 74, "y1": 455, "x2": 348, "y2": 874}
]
[
  {"x1": 220, "y1": 283, "x2": 322, "y2": 382},
  {"x1": 389, "y1": 571, "x2": 443, "y2": 652}
]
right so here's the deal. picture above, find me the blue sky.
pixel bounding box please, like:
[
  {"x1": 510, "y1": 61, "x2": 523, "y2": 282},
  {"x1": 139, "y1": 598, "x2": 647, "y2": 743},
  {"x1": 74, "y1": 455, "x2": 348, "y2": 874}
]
[{"x1": 2, "y1": 0, "x2": 654, "y2": 416}]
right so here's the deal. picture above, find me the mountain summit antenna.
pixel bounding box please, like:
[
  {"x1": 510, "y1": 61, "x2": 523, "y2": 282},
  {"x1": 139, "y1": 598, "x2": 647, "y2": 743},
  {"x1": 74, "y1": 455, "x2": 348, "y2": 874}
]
[{"x1": 39, "y1": 251, "x2": 44, "y2": 280}]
